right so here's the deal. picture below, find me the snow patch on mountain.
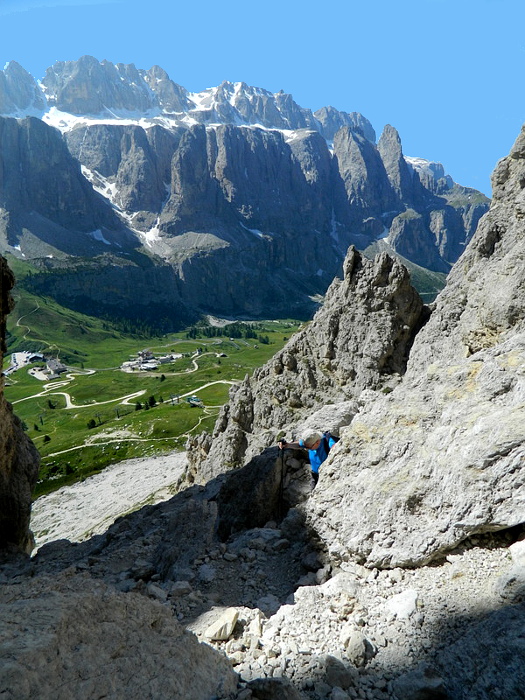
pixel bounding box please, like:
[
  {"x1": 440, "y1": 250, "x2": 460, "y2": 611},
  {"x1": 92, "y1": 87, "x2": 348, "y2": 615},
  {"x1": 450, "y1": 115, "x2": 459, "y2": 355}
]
[
  {"x1": 240, "y1": 222, "x2": 264, "y2": 238},
  {"x1": 81, "y1": 166, "x2": 119, "y2": 206},
  {"x1": 87, "y1": 229, "x2": 111, "y2": 245},
  {"x1": 405, "y1": 155, "x2": 453, "y2": 186}
]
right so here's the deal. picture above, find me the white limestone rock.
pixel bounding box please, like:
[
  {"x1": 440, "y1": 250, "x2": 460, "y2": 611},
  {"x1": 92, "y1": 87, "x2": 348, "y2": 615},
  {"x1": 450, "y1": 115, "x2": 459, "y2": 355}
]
[
  {"x1": 509, "y1": 537, "x2": 525, "y2": 565},
  {"x1": 204, "y1": 607, "x2": 240, "y2": 641},
  {"x1": 385, "y1": 589, "x2": 418, "y2": 619}
]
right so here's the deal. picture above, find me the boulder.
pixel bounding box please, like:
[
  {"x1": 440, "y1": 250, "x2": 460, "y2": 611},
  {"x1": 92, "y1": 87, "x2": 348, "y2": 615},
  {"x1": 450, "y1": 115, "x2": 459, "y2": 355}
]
[{"x1": 204, "y1": 607, "x2": 240, "y2": 641}]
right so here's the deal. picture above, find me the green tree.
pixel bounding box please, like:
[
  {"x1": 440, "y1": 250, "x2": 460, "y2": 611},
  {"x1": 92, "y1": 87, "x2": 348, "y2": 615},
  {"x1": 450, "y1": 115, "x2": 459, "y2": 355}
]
[
  {"x1": 148, "y1": 395, "x2": 156, "y2": 408},
  {"x1": 135, "y1": 402, "x2": 142, "y2": 411},
  {"x1": 87, "y1": 419, "x2": 97, "y2": 429},
  {"x1": 43, "y1": 435, "x2": 51, "y2": 443}
]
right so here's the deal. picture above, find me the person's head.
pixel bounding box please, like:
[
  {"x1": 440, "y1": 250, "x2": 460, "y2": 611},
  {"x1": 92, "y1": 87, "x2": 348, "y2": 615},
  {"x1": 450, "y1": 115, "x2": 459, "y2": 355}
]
[{"x1": 301, "y1": 429, "x2": 323, "y2": 449}]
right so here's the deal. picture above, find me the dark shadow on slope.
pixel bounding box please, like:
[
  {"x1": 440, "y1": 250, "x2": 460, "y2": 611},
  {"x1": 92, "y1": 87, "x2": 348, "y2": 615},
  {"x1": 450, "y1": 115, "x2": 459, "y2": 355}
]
[{"x1": 214, "y1": 447, "x2": 310, "y2": 541}]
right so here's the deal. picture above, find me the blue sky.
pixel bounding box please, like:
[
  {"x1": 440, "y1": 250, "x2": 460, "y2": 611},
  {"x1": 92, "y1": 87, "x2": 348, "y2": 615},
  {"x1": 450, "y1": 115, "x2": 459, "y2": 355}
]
[{"x1": 1, "y1": 0, "x2": 524, "y2": 196}]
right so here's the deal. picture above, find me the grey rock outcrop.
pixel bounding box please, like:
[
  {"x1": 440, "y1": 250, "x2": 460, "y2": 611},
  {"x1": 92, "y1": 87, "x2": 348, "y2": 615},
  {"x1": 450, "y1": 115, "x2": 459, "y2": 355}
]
[
  {"x1": 388, "y1": 209, "x2": 450, "y2": 272},
  {"x1": 377, "y1": 124, "x2": 421, "y2": 206},
  {"x1": 0, "y1": 61, "x2": 45, "y2": 115},
  {"x1": 334, "y1": 127, "x2": 397, "y2": 217},
  {"x1": 307, "y1": 126, "x2": 525, "y2": 569},
  {"x1": 186, "y1": 247, "x2": 425, "y2": 484},
  {"x1": 0, "y1": 257, "x2": 39, "y2": 552}
]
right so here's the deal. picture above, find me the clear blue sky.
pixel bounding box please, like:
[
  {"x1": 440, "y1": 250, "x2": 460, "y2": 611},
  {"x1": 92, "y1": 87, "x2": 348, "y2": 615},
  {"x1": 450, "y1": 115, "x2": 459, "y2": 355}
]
[{"x1": 1, "y1": 0, "x2": 524, "y2": 196}]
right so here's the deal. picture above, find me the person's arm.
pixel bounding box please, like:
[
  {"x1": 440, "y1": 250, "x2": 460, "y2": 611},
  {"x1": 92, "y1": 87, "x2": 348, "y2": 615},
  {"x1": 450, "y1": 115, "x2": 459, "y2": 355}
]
[{"x1": 278, "y1": 439, "x2": 303, "y2": 449}]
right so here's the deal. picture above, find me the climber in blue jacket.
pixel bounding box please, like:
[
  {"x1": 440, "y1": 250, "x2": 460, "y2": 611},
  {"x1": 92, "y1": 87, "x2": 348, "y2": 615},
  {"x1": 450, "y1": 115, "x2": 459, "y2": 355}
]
[{"x1": 279, "y1": 429, "x2": 338, "y2": 486}]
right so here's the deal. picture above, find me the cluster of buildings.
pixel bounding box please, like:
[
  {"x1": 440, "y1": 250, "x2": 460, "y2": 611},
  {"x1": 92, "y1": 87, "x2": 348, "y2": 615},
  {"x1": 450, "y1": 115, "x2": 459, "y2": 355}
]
[
  {"x1": 120, "y1": 349, "x2": 183, "y2": 372},
  {"x1": 5, "y1": 352, "x2": 68, "y2": 380}
]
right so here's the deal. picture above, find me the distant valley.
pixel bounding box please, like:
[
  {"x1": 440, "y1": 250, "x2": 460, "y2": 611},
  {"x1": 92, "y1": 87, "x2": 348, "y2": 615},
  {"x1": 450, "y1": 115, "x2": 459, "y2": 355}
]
[{"x1": 3, "y1": 274, "x2": 295, "y2": 495}]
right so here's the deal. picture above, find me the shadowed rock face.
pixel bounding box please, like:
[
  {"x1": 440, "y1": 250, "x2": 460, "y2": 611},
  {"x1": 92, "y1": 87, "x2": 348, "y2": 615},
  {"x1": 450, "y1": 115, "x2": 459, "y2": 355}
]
[
  {"x1": 0, "y1": 257, "x2": 40, "y2": 553},
  {"x1": 0, "y1": 117, "x2": 119, "y2": 235}
]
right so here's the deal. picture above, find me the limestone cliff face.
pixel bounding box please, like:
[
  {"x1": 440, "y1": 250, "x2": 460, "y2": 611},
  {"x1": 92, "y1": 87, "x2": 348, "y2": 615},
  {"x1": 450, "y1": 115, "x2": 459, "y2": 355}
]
[
  {"x1": 307, "y1": 127, "x2": 525, "y2": 568},
  {"x1": 0, "y1": 117, "x2": 118, "y2": 233},
  {"x1": 186, "y1": 247, "x2": 425, "y2": 484},
  {"x1": 0, "y1": 257, "x2": 39, "y2": 552},
  {"x1": 65, "y1": 123, "x2": 182, "y2": 215}
]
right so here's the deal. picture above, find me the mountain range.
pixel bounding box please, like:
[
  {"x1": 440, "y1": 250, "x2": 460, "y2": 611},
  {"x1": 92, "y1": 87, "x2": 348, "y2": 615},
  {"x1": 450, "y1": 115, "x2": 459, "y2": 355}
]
[{"x1": 0, "y1": 56, "x2": 490, "y2": 328}]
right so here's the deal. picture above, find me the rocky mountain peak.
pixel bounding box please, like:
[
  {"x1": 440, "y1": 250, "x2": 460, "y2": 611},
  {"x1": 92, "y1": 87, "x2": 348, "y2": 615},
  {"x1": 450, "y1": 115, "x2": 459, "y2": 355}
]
[
  {"x1": 314, "y1": 105, "x2": 377, "y2": 142},
  {"x1": 334, "y1": 126, "x2": 397, "y2": 215},
  {"x1": 377, "y1": 124, "x2": 419, "y2": 204},
  {"x1": 0, "y1": 61, "x2": 45, "y2": 115},
  {"x1": 405, "y1": 156, "x2": 454, "y2": 194},
  {"x1": 42, "y1": 55, "x2": 157, "y2": 115},
  {"x1": 140, "y1": 64, "x2": 190, "y2": 114}
]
